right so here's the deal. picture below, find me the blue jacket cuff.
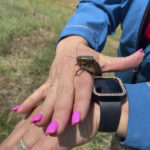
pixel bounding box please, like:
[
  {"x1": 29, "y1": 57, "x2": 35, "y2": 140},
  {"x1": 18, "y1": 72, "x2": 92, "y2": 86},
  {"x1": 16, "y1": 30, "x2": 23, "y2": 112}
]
[
  {"x1": 58, "y1": 25, "x2": 98, "y2": 50},
  {"x1": 121, "y1": 82, "x2": 150, "y2": 150}
]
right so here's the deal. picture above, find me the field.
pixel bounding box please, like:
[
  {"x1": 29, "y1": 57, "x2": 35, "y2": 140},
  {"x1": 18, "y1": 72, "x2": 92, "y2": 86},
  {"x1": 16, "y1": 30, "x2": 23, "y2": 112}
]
[{"x1": 0, "y1": 0, "x2": 128, "y2": 149}]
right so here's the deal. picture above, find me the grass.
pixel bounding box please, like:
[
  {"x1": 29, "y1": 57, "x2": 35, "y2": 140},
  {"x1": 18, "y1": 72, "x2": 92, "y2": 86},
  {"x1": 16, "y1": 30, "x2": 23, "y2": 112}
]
[{"x1": 0, "y1": 0, "x2": 123, "y2": 149}]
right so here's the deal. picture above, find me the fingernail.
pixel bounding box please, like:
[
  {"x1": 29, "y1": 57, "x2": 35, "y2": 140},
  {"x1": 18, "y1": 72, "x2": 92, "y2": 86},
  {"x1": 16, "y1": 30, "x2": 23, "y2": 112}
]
[
  {"x1": 72, "y1": 111, "x2": 81, "y2": 125},
  {"x1": 136, "y1": 48, "x2": 144, "y2": 56},
  {"x1": 12, "y1": 105, "x2": 21, "y2": 111},
  {"x1": 31, "y1": 114, "x2": 43, "y2": 123},
  {"x1": 45, "y1": 121, "x2": 58, "y2": 135}
]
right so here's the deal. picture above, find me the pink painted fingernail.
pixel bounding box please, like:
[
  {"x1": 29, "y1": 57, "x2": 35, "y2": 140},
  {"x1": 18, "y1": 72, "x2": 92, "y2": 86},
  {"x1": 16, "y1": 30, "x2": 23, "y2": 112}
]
[
  {"x1": 45, "y1": 121, "x2": 58, "y2": 135},
  {"x1": 31, "y1": 114, "x2": 43, "y2": 123},
  {"x1": 136, "y1": 48, "x2": 144, "y2": 56},
  {"x1": 12, "y1": 105, "x2": 21, "y2": 111},
  {"x1": 72, "y1": 111, "x2": 81, "y2": 125}
]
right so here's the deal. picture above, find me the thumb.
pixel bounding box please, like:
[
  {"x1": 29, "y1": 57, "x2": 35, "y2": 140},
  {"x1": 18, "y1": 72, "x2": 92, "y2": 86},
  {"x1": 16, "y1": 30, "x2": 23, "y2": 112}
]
[{"x1": 99, "y1": 48, "x2": 144, "y2": 72}]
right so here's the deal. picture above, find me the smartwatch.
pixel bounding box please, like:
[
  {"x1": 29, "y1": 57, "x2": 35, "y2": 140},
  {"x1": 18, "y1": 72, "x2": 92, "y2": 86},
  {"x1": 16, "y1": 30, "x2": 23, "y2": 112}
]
[{"x1": 92, "y1": 76, "x2": 127, "y2": 132}]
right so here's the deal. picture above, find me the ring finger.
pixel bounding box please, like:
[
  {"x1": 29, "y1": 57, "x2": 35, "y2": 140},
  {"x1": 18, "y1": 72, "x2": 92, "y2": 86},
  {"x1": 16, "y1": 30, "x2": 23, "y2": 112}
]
[
  {"x1": 32, "y1": 80, "x2": 58, "y2": 127},
  {"x1": 22, "y1": 124, "x2": 43, "y2": 149}
]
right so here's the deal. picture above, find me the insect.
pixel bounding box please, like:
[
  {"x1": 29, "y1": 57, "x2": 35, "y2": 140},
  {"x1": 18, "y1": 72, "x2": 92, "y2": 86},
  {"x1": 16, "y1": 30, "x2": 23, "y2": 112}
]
[{"x1": 76, "y1": 56, "x2": 102, "y2": 77}]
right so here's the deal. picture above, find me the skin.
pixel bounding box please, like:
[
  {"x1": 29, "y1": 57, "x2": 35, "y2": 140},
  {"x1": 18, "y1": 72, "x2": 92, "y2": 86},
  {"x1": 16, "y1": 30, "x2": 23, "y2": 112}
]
[
  {"x1": 0, "y1": 36, "x2": 143, "y2": 149},
  {"x1": 0, "y1": 98, "x2": 128, "y2": 150},
  {"x1": 14, "y1": 36, "x2": 143, "y2": 136}
]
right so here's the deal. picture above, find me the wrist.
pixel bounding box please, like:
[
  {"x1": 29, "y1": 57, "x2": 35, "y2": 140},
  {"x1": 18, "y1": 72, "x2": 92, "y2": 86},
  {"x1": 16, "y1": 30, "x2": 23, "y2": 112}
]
[
  {"x1": 58, "y1": 35, "x2": 88, "y2": 45},
  {"x1": 116, "y1": 98, "x2": 128, "y2": 138},
  {"x1": 56, "y1": 35, "x2": 88, "y2": 55}
]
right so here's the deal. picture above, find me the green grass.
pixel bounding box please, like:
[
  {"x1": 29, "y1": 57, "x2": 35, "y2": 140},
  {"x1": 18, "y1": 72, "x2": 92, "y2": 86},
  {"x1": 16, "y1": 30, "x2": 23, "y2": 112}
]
[
  {"x1": 0, "y1": 0, "x2": 74, "y2": 55},
  {"x1": 0, "y1": 0, "x2": 122, "y2": 149}
]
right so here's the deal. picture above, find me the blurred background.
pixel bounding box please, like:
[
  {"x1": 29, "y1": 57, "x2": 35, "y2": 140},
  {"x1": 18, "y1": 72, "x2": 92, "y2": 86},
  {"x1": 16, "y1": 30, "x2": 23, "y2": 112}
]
[{"x1": 0, "y1": 0, "x2": 130, "y2": 149}]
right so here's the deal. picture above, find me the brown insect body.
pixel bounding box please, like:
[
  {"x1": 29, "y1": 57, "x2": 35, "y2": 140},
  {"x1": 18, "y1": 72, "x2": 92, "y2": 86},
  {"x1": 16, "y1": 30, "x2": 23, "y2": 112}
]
[{"x1": 77, "y1": 56, "x2": 102, "y2": 76}]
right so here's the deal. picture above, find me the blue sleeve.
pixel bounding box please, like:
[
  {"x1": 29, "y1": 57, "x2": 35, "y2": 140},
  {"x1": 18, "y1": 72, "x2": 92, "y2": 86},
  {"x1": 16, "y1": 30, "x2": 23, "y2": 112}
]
[
  {"x1": 58, "y1": 0, "x2": 131, "y2": 51},
  {"x1": 121, "y1": 82, "x2": 150, "y2": 150}
]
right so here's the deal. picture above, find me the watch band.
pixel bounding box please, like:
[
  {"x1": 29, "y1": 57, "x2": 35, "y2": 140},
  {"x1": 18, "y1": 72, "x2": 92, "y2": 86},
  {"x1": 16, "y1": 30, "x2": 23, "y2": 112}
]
[
  {"x1": 92, "y1": 77, "x2": 126, "y2": 132},
  {"x1": 98, "y1": 101, "x2": 122, "y2": 132}
]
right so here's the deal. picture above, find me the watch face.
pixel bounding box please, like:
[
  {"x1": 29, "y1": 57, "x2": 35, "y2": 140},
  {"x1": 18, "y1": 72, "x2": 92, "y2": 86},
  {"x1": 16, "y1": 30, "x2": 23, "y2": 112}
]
[
  {"x1": 95, "y1": 78, "x2": 123, "y2": 93},
  {"x1": 92, "y1": 77, "x2": 126, "y2": 102}
]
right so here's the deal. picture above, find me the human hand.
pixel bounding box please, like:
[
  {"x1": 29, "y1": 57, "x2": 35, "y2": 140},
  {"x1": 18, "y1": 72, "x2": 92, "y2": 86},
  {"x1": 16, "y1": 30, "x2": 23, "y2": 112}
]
[
  {"x1": 1, "y1": 102, "x2": 101, "y2": 150},
  {"x1": 0, "y1": 96, "x2": 129, "y2": 150},
  {"x1": 12, "y1": 35, "x2": 144, "y2": 136}
]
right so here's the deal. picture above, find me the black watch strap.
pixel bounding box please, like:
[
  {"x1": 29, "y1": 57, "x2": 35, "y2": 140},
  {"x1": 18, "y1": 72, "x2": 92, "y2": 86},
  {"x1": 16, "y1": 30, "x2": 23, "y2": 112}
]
[{"x1": 98, "y1": 101, "x2": 122, "y2": 132}]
